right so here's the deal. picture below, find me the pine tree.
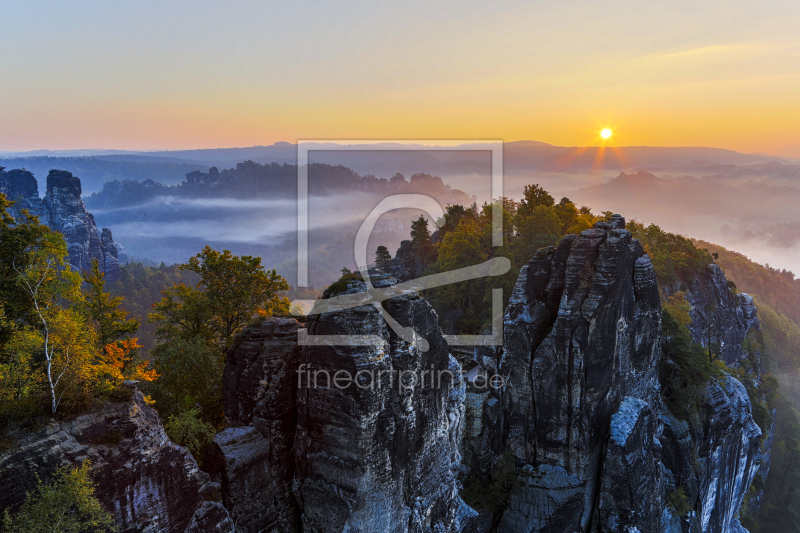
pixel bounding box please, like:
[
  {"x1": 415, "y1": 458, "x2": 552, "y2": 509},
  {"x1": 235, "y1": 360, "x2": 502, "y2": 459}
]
[
  {"x1": 410, "y1": 216, "x2": 434, "y2": 271},
  {"x1": 410, "y1": 216, "x2": 432, "y2": 246},
  {"x1": 375, "y1": 245, "x2": 392, "y2": 271},
  {"x1": 82, "y1": 259, "x2": 139, "y2": 349}
]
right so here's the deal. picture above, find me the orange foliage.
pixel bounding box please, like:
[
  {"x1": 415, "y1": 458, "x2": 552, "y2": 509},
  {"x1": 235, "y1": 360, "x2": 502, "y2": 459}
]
[{"x1": 101, "y1": 338, "x2": 158, "y2": 383}]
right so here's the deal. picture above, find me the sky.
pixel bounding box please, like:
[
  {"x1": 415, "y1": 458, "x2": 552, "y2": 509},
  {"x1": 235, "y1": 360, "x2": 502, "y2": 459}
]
[{"x1": 2, "y1": 0, "x2": 800, "y2": 154}]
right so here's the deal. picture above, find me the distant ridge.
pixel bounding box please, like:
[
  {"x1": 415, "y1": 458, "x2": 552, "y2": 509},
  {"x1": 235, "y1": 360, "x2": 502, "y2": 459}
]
[{"x1": 1, "y1": 141, "x2": 789, "y2": 194}]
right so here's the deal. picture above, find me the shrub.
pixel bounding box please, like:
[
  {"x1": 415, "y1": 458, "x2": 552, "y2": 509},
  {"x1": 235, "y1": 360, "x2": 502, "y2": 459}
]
[
  {"x1": 106, "y1": 386, "x2": 133, "y2": 403},
  {"x1": 462, "y1": 452, "x2": 520, "y2": 516},
  {"x1": 322, "y1": 270, "x2": 363, "y2": 299},
  {"x1": 165, "y1": 407, "x2": 216, "y2": 462},
  {"x1": 2, "y1": 461, "x2": 116, "y2": 532},
  {"x1": 56, "y1": 391, "x2": 95, "y2": 418},
  {"x1": 667, "y1": 487, "x2": 691, "y2": 517}
]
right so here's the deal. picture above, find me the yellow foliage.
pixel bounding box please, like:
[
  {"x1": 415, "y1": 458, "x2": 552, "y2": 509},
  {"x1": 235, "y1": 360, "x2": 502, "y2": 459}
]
[{"x1": 663, "y1": 291, "x2": 692, "y2": 329}]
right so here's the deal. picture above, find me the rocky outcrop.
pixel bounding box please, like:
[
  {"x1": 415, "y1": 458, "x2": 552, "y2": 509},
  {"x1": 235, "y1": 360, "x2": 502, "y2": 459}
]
[
  {"x1": 295, "y1": 281, "x2": 466, "y2": 533},
  {"x1": 481, "y1": 214, "x2": 666, "y2": 532},
  {"x1": 681, "y1": 264, "x2": 760, "y2": 366},
  {"x1": 697, "y1": 378, "x2": 762, "y2": 532},
  {"x1": 0, "y1": 167, "x2": 46, "y2": 220},
  {"x1": 463, "y1": 215, "x2": 764, "y2": 533},
  {"x1": 0, "y1": 168, "x2": 126, "y2": 282},
  {"x1": 208, "y1": 279, "x2": 472, "y2": 532},
  {"x1": 0, "y1": 208, "x2": 768, "y2": 533},
  {"x1": 0, "y1": 385, "x2": 233, "y2": 532},
  {"x1": 387, "y1": 233, "x2": 441, "y2": 281},
  {"x1": 206, "y1": 317, "x2": 301, "y2": 532}
]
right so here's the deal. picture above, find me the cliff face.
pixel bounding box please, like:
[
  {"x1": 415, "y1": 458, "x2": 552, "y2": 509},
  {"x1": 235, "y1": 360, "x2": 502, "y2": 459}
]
[
  {"x1": 209, "y1": 281, "x2": 472, "y2": 532},
  {"x1": 681, "y1": 264, "x2": 760, "y2": 367},
  {"x1": 205, "y1": 217, "x2": 765, "y2": 533},
  {"x1": 0, "y1": 168, "x2": 126, "y2": 282},
  {"x1": 0, "y1": 385, "x2": 233, "y2": 533},
  {"x1": 0, "y1": 208, "x2": 767, "y2": 532},
  {"x1": 466, "y1": 216, "x2": 765, "y2": 533},
  {"x1": 480, "y1": 215, "x2": 666, "y2": 532}
]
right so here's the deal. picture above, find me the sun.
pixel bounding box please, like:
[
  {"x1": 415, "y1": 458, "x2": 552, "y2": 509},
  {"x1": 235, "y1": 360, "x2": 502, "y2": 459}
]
[{"x1": 600, "y1": 128, "x2": 612, "y2": 139}]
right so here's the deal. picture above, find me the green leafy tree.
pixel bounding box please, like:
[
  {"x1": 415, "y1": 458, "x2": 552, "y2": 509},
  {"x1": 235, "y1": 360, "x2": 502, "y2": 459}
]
[
  {"x1": 410, "y1": 215, "x2": 434, "y2": 270},
  {"x1": 182, "y1": 246, "x2": 290, "y2": 347},
  {"x1": 2, "y1": 461, "x2": 116, "y2": 533},
  {"x1": 513, "y1": 205, "x2": 561, "y2": 266},
  {"x1": 516, "y1": 184, "x2": 555, "y2": 219},
  {"x1": 149, "y1": 247, "x2": 290, "y2": 425},
  {"x1": 430, "y1": 219, "x2": 487, "y2": 333},
  {"x1": 165, "y1": 407, "x2": 216, "y2": 462},
  {"x1": 150, "y1": 337, "x2": 224, "y2": 423},
  {"x1": 0, "y1": 194, "x2": 53, "y2": 346},
  {"x1": 410, "y1": 215, "x2": 432, "y2": 246}
]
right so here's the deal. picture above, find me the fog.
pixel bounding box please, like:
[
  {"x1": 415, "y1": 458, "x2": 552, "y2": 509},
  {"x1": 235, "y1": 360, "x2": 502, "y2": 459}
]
[
  {"x1": 93, "y1": 192, "x2": 429, "y2": 288},
  {"x1": 565, "y1": 166, "x2": 800, "y2": 275},
  {"x1": 91, "y1": 160, "x2": 800, "y2": 286}
]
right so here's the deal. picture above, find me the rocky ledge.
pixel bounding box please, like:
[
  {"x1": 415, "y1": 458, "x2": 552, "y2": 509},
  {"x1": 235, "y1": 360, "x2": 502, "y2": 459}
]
[{"x1": 0, "y1": 385, "x2": 233, "y2": 533}]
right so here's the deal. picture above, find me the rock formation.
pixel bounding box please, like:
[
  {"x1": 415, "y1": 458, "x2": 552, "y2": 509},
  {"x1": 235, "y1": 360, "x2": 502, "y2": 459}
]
[
  {"x1": 464, "y1": 215, "x2": 765, "y2": 532},
  {"x1": 207, "y1": 279, "x2": 474, "y2": 532},
  {"x1": 0, "y1": 210, "x2": 769, "y2": 533},
  {"x1": 677, "y1": 264, "x2": 760, "y2": 366},
  {"x1": 0, "y1": 384, "x2": 233, "y2": 532},
  {"x1": 0, "y1": 167, "x2": 126, "y2": 282}
]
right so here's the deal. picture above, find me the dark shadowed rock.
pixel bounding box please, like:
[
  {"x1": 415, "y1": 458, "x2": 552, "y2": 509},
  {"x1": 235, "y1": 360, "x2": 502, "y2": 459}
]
[
  {"x1": 0, "y1": 387, "x2": 233, "y2": 533},
  {"x1": 208, "y1": 317, "x2": 301, "y2": 532},
  {"x1": 214, "y1": 280, "x2": 475, "y2": 532},
  {"x1": 598, "y1": 396, "x2": 661, "y2": 532},
  {"x1": 682, "y1": 264, "x2": 760, "y2": 366}
]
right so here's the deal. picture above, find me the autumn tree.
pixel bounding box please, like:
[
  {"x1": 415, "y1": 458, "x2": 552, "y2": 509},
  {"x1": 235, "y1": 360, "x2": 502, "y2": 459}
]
[{"x1": 12, "y1": 231, "x2": 94, "y2": 414}]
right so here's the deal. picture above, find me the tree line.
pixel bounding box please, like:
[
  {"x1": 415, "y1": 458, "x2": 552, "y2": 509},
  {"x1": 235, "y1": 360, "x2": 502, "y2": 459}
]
[{"x1": 0, "y1": 191, "x2": 290, "y2": 528}]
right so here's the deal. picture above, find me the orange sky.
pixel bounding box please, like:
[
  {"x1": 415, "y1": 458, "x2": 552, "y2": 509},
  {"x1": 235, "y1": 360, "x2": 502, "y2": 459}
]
[{"x1": 1, "y1": 1, "x2": 799, "y2": 156}]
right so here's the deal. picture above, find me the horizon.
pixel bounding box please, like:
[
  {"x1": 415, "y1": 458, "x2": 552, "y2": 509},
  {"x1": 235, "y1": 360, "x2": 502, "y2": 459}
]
[
  {"x1": 1, "y1": 139, "x2": 797, "y2": 159},
  {"x1": 3, "y1": 1, "x2": 800, "y2": 155}
]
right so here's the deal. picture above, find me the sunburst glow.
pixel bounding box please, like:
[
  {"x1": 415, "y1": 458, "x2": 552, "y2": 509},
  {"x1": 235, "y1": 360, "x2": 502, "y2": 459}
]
[{"x1": 601, "y1": 128, "x2": 613, "y2": 139}]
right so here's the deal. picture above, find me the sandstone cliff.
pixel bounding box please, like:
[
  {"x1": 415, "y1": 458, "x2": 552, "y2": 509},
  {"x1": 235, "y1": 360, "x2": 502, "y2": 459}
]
[
  {"x1": 0, "y1": 210, "x2": 769, "y2": 533},
  {"x1": 0, "y1": 167, "x2": 126, "y2": 282},
  {"x1": 207, "y1": 279, "x2": 473, "y2": 532},
  {"x1": 0, "y1": 384, "x2": 233, "y2": 532},
  {"x1": 464, "y1": 216, "x2": 765, "y2": 533}
]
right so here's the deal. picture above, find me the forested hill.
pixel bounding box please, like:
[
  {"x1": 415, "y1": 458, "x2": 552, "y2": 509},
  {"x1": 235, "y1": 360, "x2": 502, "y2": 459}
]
[
  {"x1": 0, "y1": 156, "x2": 207, "y2": 194},
  {"x1": 85, "y1": 161, "x2": 476, "y2": 209}
]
